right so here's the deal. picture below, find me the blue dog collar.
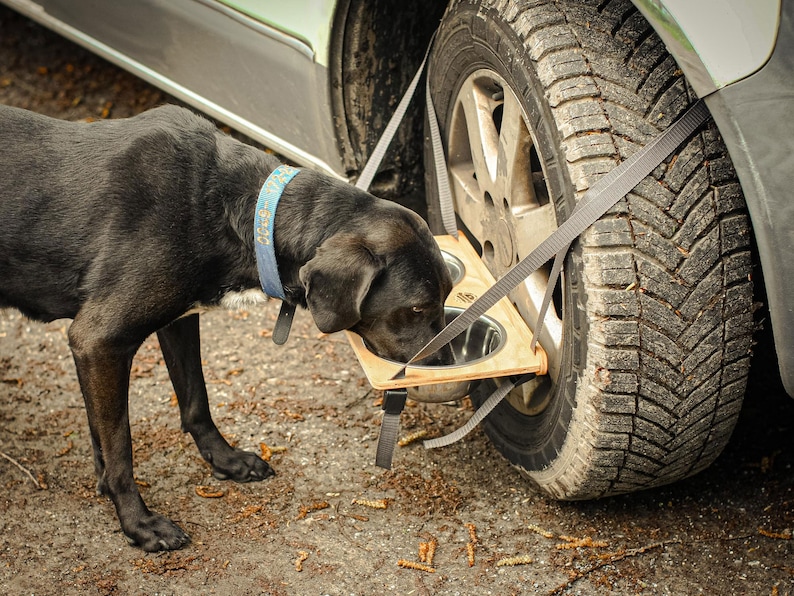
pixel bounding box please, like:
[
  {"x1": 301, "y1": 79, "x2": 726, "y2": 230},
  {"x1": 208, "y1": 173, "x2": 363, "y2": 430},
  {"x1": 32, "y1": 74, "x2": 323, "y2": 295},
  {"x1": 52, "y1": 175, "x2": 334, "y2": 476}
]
[{"x1": 254, "y1": 164, "x2": 300, "y2": 300}]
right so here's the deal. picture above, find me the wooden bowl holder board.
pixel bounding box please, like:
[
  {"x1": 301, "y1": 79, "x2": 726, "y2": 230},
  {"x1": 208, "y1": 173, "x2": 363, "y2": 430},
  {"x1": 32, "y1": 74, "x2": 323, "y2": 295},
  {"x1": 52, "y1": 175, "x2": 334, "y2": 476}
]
[{"x1": 345, "y1": 233, "x2": 548, "y2": 390}]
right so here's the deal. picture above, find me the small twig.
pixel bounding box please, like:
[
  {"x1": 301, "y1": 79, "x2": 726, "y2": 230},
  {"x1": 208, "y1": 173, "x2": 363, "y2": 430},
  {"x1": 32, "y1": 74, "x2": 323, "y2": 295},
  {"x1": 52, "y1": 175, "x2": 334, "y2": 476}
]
[
  {"x1": 0, "y1": 450, "x2": 42, "y2": 489},
  {"x1": 397, "y1": 559, "x2": 436, "y2": 573},
  {"x1": 334, "y1": 502, "x2": 370, "y2": 552},
  {"x1": 465, "y1": 523, "x2": 478, "y2": 567},
  {"x1": 344, "y1": 389, "x2": 373, "y2": 411},
  {"x1": 352, "y1": 498, "x2": 389, "y2": 510},
  {"x1": 547, "y1": 540, "x2": 680, "y2": 595},
  {"x1": 295, "y1": 551, "x2": 309, "y2": 572}
]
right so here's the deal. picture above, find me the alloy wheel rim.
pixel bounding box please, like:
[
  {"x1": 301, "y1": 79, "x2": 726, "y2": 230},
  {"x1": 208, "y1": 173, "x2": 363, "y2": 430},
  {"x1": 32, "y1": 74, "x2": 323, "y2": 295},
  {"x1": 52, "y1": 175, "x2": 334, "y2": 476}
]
[{"x1": 446, "y1": 69, "x2": 563, "y2": 416}]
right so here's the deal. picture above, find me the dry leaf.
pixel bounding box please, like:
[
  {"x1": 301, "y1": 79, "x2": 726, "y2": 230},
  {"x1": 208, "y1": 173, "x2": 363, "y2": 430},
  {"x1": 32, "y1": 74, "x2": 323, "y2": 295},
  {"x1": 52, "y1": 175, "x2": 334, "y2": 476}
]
[{"x1": 195, "y1": 485, "x2": 225, "y2": 498}]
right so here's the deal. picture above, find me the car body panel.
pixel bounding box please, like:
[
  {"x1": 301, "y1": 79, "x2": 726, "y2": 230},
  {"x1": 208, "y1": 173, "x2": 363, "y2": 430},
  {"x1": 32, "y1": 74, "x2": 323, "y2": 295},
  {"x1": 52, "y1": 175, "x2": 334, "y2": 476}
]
[
  {"x1": 1, "y1": 0, "x2": 345, "y2": 177},
  {"x1": 218, "y1": 0, "x2": 337, "y2": 66},
  {"x1": 634, "y1": 0, "x2": 780, "y2": 95}
]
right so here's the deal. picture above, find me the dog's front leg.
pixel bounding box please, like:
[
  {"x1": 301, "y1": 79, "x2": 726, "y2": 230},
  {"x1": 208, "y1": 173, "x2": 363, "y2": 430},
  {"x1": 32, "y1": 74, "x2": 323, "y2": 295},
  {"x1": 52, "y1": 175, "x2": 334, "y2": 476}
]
[
  {"x1": 68, "y1": 315, "x2": 190, "y2": 552},
  {"x1": 157, "y1": 314, "x2": 274, "y2": 482}
]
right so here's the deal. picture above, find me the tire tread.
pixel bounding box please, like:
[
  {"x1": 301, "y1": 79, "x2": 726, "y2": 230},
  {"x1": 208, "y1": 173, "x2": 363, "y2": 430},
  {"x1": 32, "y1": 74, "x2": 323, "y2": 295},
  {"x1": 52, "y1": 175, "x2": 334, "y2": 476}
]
[{"x1": 523, "y1": 0, "x2": 753, "y2": 496}]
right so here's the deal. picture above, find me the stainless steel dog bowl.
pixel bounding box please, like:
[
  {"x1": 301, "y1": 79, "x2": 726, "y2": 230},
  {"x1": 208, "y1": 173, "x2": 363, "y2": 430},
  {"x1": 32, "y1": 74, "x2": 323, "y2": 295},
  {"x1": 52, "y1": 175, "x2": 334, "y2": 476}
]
[
  {"x1": 442, "y1": 251, "x2": 466, "y2": 285},
  {"x1": 406, "y1": 306, "x2": 505, "y2": 402}
]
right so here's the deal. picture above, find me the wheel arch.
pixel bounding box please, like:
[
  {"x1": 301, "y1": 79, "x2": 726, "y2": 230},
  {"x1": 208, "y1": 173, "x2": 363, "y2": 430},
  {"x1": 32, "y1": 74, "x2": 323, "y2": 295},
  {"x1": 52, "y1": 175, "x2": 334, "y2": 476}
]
[{"x1": 328, "y1": 0, "x2": 447, "y2": 199}]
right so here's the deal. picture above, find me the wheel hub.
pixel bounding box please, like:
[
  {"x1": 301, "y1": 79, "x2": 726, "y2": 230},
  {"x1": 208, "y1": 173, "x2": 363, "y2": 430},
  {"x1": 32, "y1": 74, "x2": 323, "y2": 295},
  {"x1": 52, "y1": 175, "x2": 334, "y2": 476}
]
[{"x1": 481, "y1": 194, "x2": 518, "y2": 274}]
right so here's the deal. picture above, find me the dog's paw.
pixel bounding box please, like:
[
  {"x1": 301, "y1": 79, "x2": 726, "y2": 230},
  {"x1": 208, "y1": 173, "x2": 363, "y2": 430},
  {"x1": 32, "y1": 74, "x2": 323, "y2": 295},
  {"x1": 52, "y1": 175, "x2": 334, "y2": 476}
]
[
  {"x1": 210, "y1": 448, "x2": 275, "y2": 483},
  {"x1": 125, "y1": 512, "x2": 191, "y2": 552}
]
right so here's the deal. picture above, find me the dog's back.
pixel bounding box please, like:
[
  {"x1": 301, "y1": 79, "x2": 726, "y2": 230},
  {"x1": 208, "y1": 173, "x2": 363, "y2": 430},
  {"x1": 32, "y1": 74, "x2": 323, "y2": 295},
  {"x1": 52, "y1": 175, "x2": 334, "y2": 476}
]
[{"x1": 0, "y1": 105, "x2": 225, "y2": 321}]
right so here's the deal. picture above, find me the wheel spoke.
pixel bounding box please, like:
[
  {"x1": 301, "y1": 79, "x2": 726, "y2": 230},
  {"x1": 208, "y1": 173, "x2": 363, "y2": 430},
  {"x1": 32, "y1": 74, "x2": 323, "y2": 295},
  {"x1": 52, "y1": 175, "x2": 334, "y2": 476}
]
[
  {"x1": 511, "y1": 204, "x2": 563, "y2": 341},
  {"x1": 448, "y1": 162, "x2": 486, "y2": 241},
  {"x1": 497, "y1": 91, "x2": 535, "y2": 209},
  {"x1": 448, "y1": 77, "x2": 489, "y2": 242},
  {"x1": 453, "y1": 77, "x2": 498, "y2": 190},
  {"x1": 512, "y1": 203, "x2": 558, "y2": 257}
]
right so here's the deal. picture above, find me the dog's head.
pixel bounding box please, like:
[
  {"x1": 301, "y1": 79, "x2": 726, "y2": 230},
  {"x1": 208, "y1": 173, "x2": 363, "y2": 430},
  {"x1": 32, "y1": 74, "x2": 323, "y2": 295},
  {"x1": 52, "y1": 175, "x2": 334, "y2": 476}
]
[{"x1": 298, "y1": 205, "x2": 453, "y2": 365}]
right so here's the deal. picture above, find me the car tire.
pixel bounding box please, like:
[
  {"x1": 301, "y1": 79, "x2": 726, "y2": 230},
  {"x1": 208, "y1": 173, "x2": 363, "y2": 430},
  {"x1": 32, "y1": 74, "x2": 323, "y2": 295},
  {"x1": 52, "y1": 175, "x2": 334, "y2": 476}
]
[{"x1": 424, "y1": 0, "x2": 755, "y2": 499}]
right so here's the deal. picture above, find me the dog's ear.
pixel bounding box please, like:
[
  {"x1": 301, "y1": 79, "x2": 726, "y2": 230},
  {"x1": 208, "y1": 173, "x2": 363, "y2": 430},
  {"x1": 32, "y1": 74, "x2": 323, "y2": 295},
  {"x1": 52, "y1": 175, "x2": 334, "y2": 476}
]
[{"x1": 299, "y1": 234, "x2": 384, "y2": 333}]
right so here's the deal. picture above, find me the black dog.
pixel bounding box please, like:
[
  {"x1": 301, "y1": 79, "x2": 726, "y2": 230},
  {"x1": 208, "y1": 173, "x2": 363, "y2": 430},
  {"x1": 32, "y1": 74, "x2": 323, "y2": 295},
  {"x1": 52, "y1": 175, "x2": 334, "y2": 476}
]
[{"x1": 0, "y1": 104, "x2": 452, "y2": 551}]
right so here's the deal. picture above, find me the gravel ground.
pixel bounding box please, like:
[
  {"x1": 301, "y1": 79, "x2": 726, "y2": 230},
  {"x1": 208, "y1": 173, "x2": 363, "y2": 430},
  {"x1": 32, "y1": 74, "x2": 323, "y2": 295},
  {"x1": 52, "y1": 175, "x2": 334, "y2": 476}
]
[{"x1": 0, "y1": 6, "x2": 792, "y2": 595}]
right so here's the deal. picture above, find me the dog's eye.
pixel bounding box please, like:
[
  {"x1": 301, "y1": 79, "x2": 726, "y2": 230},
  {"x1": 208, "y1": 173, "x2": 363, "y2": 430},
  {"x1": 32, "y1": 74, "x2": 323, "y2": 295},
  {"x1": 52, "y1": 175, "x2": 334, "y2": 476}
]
[{"x1": 411, "y1": 306, "x2": 424, "y2": 314}]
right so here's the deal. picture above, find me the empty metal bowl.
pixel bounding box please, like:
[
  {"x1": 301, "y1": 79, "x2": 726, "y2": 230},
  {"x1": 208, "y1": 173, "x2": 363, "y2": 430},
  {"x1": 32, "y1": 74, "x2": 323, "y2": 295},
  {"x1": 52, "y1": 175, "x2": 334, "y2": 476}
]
[
  {"x1": 406, "y1": 306, "x2": 505, "y2": 402},
  {"x1": 442, "y1": 251, "x2": 466, "y2": 285}
]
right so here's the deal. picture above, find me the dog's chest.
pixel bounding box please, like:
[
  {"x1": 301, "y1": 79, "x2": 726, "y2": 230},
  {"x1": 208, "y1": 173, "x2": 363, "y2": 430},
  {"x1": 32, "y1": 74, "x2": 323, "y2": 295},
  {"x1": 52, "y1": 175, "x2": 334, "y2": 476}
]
[
  {"x1": 183, "y1": 288, "x2": 269, "y2": 318},
  {"x1": 218, "y1": 288, "x2": 270, "y2": 310}
]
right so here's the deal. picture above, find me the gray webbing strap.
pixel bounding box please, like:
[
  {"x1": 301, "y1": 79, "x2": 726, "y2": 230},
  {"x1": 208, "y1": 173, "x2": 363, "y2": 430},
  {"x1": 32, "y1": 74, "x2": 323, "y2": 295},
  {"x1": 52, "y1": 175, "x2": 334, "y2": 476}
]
[
  {"x1": 530, "y1": 101, "x2": 705, "y2": 350},
  {"x1": 426, "y1": 75, "x2": 458, "y2": 238},
  {"x1": 375, "y1": 390, "x2": 407, "y2": 468},
  {"x1": 531, "y1": 250, "x2": 564, "y2": 351},
  {"x1": 422, "y1": 374, "x2": 534, "y2": 449},
  {"x1": 396, "y1": 98, "x2": 710, "y2": 375},
  {"x1": 375, "y1": 414, "x2": 401, "y2": 468}
]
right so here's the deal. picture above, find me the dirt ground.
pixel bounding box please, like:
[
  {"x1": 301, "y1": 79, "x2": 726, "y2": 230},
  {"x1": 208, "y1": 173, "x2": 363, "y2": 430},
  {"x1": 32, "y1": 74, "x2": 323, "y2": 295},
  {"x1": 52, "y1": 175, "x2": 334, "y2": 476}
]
[{"x1": 1, "y1": 6, "x2": 792, "y2": 595}]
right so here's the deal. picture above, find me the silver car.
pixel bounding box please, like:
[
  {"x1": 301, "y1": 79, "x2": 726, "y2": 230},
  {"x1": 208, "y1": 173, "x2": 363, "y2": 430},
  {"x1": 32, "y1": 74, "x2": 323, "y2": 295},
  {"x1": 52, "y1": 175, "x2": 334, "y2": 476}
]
[{"x1": 4, "y1": 0, "x2": 791, "y2": 500}]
